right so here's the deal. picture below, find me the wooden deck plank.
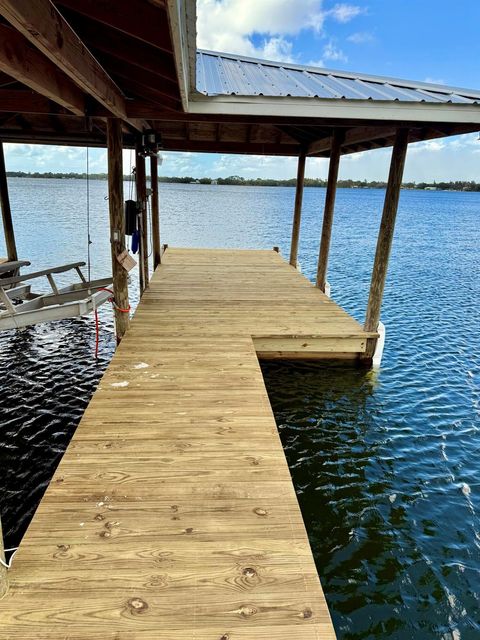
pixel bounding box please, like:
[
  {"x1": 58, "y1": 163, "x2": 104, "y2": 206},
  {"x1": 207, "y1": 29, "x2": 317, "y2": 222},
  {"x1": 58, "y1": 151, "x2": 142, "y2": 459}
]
[{"x1": 0, "y1": 248, "x2": 373, "y2": 639}]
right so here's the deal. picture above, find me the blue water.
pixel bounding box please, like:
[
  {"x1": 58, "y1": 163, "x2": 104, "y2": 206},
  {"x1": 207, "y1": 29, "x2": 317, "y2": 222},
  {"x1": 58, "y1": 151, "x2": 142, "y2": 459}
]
[{"x1": 0, "y1": 179, "x2": 479, "y2": 639}]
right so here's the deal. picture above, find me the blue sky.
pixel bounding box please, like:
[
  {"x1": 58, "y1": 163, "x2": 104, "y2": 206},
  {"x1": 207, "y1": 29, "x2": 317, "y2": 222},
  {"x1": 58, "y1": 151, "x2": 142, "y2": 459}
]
[{"x1": 4, "y1": 0, "x2": 480, "y2": 181}]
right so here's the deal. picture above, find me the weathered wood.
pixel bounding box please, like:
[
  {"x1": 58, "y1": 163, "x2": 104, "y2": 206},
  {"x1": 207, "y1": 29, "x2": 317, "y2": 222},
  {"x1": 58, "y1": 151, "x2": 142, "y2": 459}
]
[
  {"x1": 0, "y1": 0, "x2": 127, "y2": 117},
  {"x1": 0, "y1": 90, "x2": 70, "y2": 116},
  {"x1": 150, "y1": 154, "x2": 161, "y2": 270},
  {"x1": 135, "y1": 141, "x2": 149, "y2": 293},
  {"x1": 0, "y1": 141, "x2": 17, "y2": 262},
  {"x1": 0, "y1": 24, "x2": 85, "y2": 115},
  {"x1": 363, "y1": 128, "x2": 409, "y2": 359},
  {"x1": 307, "y1": 126, "x2": 396, "y2": 156},
  {"x1": 289, "y1": 152, "x2": 306, "y2": 267},
  {"x1": 316, "y1": 130, "x2": 343, "y2": 291},
  {"x1": 56, "y1": 0, "x2": 172, "y2": 53},
  {"x1": 107, "y1": 118, "x2": 130, "y2": 342}
]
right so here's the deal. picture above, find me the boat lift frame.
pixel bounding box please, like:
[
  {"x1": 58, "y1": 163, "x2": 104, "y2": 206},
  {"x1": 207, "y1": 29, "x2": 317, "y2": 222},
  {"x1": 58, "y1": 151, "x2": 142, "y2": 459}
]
[{"x1": 0, "y1": 261, "x2": 113, "y2": 331}]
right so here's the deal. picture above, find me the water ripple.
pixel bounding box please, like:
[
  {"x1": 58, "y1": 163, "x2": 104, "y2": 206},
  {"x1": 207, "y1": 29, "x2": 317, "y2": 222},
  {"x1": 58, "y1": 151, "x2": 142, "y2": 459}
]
[{"x1": 1, "y1": 182, "x2": 479, "y2": 639}]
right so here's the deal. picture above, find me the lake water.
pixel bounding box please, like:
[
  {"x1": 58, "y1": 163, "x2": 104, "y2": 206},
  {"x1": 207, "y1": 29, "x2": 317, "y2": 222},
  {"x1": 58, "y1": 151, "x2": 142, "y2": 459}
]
[{"x1": 1, "y1": 179, "x2": 479, "y2": 639}]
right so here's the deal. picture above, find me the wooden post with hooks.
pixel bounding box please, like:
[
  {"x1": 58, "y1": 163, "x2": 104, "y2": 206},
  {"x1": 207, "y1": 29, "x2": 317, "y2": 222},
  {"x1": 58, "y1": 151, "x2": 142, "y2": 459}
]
[
  {"x1": 107, "y1": 119, "x2": 130, "y2": 342},
  {"x1": 135, "y1": 140, "x2": 149, "y2": 294}
]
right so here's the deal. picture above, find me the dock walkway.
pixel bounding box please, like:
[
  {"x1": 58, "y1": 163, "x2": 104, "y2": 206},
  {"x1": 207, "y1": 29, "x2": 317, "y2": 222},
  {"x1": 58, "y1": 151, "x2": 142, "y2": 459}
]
[{"x1": 1, "y1": 249, "x2": 374, "y2": 639}]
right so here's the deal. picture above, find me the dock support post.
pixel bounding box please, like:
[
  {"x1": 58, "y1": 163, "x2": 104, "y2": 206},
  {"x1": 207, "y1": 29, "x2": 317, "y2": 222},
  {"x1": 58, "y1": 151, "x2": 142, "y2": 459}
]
[
  {"x1": 0, "y1": 514, "x2": 8, "y2": 598},
  {"x1": 363, "y1": 128, "x2": 409, "y2": 361},
  {"x1": 135, "y1": 141, "x2": 149, "y2": 294},
  {"x1": 289, "y1": 151, "x2": 306, "y2": 267},
  {"x1": 0, "y1": 141, "x2": 18, "y2": 262},
  {"x1": 150, "y1": 155, "x2": 161, "y2": 270},
  {"x1": 316, "y1": 130, "x2": 343, "y2": 292},
  {"x1": 107, "y1": 119, "x2": 130, "y2": 343}
]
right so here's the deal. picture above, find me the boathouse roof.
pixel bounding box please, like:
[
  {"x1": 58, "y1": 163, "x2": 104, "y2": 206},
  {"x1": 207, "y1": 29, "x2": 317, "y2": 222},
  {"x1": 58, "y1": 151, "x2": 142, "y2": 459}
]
[
  {"x1": 196, "y1": 49, "x2": 480, "y2": 104},
  {"x1": 0, "y1": 0, "x2": 479, "y2": 155}
]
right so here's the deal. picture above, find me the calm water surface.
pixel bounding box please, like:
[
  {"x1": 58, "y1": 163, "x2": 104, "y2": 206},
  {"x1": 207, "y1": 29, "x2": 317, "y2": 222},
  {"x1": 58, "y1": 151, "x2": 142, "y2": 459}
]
[{"x1": 0, "y1": 179, "x2": 479, "y2": 639}]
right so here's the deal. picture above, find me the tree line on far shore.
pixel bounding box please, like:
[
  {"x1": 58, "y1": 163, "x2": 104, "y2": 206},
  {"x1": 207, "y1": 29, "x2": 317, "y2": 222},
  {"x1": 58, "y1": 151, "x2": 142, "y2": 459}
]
[{"x1": 6, "y1": 171, "x2": 480, "y2": 191}]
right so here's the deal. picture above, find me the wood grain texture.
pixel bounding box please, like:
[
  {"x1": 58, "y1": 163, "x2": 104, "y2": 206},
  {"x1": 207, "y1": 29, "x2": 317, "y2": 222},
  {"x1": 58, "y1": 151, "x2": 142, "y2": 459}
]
[
  {"x1": 150, "y1": 155, "x2": 161, "y2": 270},
  {"x1": 135, "y1": 143, "x2": 149, "y2": 294},
  {"x1": 0, "y1": 0, "x2": 127, "y2": 119},
  {"x1": 0, "y1": 248, "x2": 376, "y2": 638},
  {"x1": 107, "y1": 118, "x2": 130, "y2": 341},
  {"x1": 0, "y1": 140, "x2": 17, "y2": 262},
  {"x1": 364, "y1": 128, "x2": 409, "y2": 357},
  {"x1": 316, "y1": 130, "x2": 343, "y2": 291},
  {"x1": 289, "y1": 152, "x2": 306, "y2": 267}
]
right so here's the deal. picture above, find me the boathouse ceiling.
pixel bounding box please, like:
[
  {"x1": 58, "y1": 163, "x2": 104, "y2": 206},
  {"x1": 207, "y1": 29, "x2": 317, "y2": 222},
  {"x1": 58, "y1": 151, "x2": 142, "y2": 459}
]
[{"x1": 0, "y1": 0, "x2": 479, "y2": 156}]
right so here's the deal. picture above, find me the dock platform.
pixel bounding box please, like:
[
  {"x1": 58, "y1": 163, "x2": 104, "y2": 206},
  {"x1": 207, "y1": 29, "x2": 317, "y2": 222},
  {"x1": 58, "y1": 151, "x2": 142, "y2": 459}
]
[{"x1": 1, "y1": 249, "x2": 375, "y2": 639}]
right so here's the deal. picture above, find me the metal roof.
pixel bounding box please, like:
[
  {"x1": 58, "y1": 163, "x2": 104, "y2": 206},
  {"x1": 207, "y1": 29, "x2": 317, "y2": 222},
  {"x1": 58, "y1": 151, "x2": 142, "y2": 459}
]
[{"x1": 196, "y1": 49, "x2": 480, "y2": 105}]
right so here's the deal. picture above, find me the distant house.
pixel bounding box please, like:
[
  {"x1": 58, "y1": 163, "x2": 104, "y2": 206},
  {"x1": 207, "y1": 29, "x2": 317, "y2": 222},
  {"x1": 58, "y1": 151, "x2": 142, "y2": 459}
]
[
  {"x1": 425, "y1": 186, "x2": 438, "y2": 190},
  {"x1": 211, "y1": 179, "x2": 218, "y2": 185}
]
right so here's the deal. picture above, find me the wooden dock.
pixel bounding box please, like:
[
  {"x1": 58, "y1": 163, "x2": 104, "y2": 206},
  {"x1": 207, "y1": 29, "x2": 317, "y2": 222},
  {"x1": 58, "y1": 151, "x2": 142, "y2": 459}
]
[{"x1": 1, "y1": 249, "x2": 375, "y2": 639}]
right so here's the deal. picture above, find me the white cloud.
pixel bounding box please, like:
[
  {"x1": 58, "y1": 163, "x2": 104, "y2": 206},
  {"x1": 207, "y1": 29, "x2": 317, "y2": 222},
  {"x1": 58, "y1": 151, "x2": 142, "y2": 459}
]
[
  {"x1": 306, "y1": 58, "x2": 325, "y2": 69},
  {"x1": 347, "y1": 31, "x2": 374, "y2": 44},
  {"x1": 197, "y1": 0, "x2": 327, "y2": 58},
  {"x1": 197, "y1": 0, "x2": 362, "y2": 61},
  {"x1": 322, "y1": 40, "x2": 348, "y2": 63},
  {"x1": 328, "y1": 3, "x2": 364, "y2": 23},
  {"x1": 261, "y1": 36, "x2": 294, "y2": 63},
  {"x1": 424, "y1": 77, "x2": 445, "y2": 85}
]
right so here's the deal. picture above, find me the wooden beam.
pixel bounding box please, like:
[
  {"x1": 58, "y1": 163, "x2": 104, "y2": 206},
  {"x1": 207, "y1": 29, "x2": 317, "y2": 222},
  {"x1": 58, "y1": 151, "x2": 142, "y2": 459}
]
[
  {"x1": 97, "y1": 56, "x2": 181, "y2": 110},
  {"x1": 157, "y1": 140, "x2": 302, "y2": 156},
  {"x1": 57, "y1": 8, "x2": 178, "y2": 85},
  {"x1": 56, "y1": 0, "x2": 172, "y2": 53},
  {"x1": 0, "y1": 24, "x2": 85, "y2": 115},
  {"x1": 307, "y1": 126, "x2": 397, "y2": 156},
  {"x1": 0, "y1": 140, "x2": 18, "y2": 261},
  {"x1": 150, "y1": 155, "x2": 161, "y2": 270},
  {"x1": 316, "y1": 130, "x2": 344, "y2": 291},
  {"x1": 0, "y1": 0, "x2": 130, "y2": 120},
  {"x1": 363, "y1": 128, "x2": 409, "y2": 360},
  {"x1": 135, "y1": 141, "x2": 149, "y2": 294},
  {"x1": 106, "y1": 118, "x2": 130, "y2": 342},
  {"x1": 289, "y1": 151, "x2": 306, "y2": 267},
  {"x1": 0, "y1": 129, "x2": 107, "y2": 147},
  {"x1": 0, "y1": 90, "x2": 69, "y2": 115}
]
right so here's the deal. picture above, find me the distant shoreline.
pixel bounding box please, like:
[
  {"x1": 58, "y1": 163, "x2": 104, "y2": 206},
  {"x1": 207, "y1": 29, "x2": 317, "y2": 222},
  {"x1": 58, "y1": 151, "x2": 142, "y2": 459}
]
[{"x1": 6, "y1": 172, "x2": 480, "y2": 192}]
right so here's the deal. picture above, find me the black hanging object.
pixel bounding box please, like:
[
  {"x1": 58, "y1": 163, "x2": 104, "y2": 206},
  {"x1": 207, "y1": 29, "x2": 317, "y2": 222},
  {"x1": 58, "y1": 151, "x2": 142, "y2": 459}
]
[{"x1": 125, "y1": 200, "x2": 138, "y2": 236}]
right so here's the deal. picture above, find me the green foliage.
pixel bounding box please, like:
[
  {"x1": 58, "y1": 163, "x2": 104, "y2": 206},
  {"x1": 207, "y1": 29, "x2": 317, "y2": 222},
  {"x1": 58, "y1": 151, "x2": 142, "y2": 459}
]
[{"x1": 6, "y1": 172, "x2": 480, "y2": 191}]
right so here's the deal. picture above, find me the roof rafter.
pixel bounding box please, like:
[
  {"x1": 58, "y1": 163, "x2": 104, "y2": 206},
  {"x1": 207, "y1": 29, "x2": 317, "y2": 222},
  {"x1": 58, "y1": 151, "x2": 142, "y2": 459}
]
[
  {"x1": 56, "y1": 0, "x2": 172, "y2": 53},
  {"x1": 0, "y1": 23, "x2": 85, "y2": 115},
  {"x1": 307, "y1": 126, "x2": 398, "y2": 155},
  {"x1": 0, "y1": 0, "x2": 148, "y2": 131},
  {"x1": 0, "y1": 0, "x2": 124, "y2": 114},
  {"x1": 0, "y1": 89, "x2": 69, "y2": 115}
]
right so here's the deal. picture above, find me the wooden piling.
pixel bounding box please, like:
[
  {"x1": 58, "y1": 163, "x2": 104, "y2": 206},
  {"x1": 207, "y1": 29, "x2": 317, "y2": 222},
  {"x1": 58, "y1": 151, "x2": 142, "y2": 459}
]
[
  {"x1": 289, "y1": 151, "x2": 306, "y2": 267},
  {"x1": 107, "y1": 118, "x2": 130, "y2": 342},
  {"x1": 0, "y1": 140, "x2": 18, "y2": 262},
  {"x1": 363, "y1": 128, "x2": 409, "y2": 359},
  {"x1": 150, "y1": 154, "x2": 161, "y2": 270},
  {"x1": 316, "y1": 130, "x2": 343, "y2": 291},
  {"x1": 135, "y1": 141, "x2": 149, "y2": 294}
]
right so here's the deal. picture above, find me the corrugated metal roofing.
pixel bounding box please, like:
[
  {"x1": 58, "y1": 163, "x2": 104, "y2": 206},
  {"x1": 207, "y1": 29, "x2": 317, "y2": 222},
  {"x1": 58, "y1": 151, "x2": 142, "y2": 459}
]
[{"x1": 196, "y1": 49, "x2": 480, "y2": 104}]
